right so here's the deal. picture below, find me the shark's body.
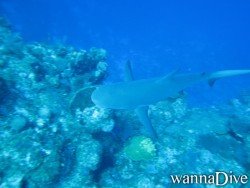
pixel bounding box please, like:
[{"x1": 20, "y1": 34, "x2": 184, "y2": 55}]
[
  {"x1": 92, "y1": 72, "x2": 206, "y2": 109},
  {"x1": 90, "y1": 62, "x2": 250, "y2": 140}
]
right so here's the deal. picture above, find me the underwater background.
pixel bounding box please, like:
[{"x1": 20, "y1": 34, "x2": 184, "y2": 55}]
[{"x1": 0, "y1": 0, "x2": 250, "y2": 187}]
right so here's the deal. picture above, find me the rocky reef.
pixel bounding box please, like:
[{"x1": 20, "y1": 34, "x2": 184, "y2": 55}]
[
  {"x1": 0, "y1": 17, "x2": 108, "y2": 187},
  {"x1": 0, "y1": 17, "x2": 249, "y2": 187}
]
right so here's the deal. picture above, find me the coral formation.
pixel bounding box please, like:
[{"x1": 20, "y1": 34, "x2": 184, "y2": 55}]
[
  {"x1": 0, "y1": 17, "x2": 107, "y2": 187},
  {"x1": 124, "y1": 136, "x2": 156, "y2": 161},
  {"x1": 0, "y1": 17, "x2": 249, "y2": 187}
]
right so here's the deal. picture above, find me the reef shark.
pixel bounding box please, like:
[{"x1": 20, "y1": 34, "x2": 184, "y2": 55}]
[{"x1": 88, "y1": 62, "x2": 250, "y2": 140}]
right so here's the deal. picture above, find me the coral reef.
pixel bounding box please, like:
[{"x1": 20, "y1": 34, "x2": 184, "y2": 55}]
[
  {"x1": 0, "y1": 17, "x2": 249, "y2": 187},
  {"x1": 100, "y1": 99, "x2": 249, "y2": 187},
  {"x1": 0, "y1": 17, "x2": 108, "y2": 187},
  {"x1": 124, "y1": 136, "x2": 156, "y2": 161}
]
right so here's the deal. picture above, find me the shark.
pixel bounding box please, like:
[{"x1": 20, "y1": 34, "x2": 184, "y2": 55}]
[{"x1": 80, "y1": 61, "x2": 250, "y2": 140}]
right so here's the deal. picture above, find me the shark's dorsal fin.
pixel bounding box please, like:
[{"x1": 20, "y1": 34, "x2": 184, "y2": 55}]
[
  {"x1": 125, "y1": 61, "x2": 157, "y2": 140},
  {"x1": 124, "y1": 60, "x2": 134, "y2": 81}
]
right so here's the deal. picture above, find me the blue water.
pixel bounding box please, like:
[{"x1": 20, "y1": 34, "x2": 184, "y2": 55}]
[
  {"x1": 1, "y1": 0, "x2": 250, "y2": 106},
  {"x1": 1, "y1": 1, "x2": 250, "y2": 187}
]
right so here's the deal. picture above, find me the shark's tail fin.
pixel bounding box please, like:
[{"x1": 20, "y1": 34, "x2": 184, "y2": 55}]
[{"x1": 208, "y1": 70, "x2": 250, "y2": 87}]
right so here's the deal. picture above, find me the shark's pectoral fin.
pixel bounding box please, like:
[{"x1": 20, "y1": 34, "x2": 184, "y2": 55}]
[{"x1": 135, "y1": 106, "x2": 157, "y2": 140}]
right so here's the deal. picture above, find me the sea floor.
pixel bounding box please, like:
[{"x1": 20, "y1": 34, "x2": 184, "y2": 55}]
[{"x1": 0, "y1": 17, "x2": 249, "y2": 187}]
